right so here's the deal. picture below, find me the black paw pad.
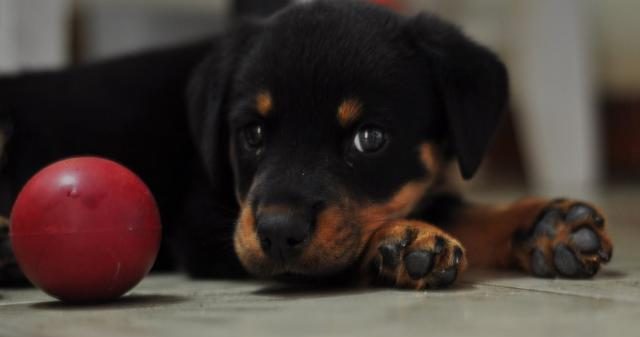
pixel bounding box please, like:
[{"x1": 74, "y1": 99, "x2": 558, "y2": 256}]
[
  {"x1": 404, "y1": 251, "x2": 435, "y2": 280},
  {"x1": 553, "y1": 245, "x2": 584, "y2": 277},
  {"x1": 532, "y1": 209, "x2": 561, "y2": 238},
  {"x1": 570, "y1": 227, "x2": 600, "y2": 253},
  {"x1": 530, "y1": 248, "x2": 554, "y2": 278},
  {"x1": 379, "y1": 243, "x2": 401, "y2": 269},
  {"x1": 430, "y1": 267, "x2": 458, "y2": 288},
  {"x1": 565, "y1": 204, "x2": 598, "y2": 224}
]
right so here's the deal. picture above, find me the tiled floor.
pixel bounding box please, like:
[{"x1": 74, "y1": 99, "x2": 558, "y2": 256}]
[{"x1": 0, "y1": 188, "x2": 638, "y2": 337}]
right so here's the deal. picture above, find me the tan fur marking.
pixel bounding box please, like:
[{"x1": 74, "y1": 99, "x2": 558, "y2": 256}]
[
  {"x1": 299, "y1": 206, "x2": 348, "y2": 264},
  {"x1": 378, "y1": 181, "x2": 430, "y2": 218},
  {"x1": 256, "y1": 91, "x2": 273, "y2": 117},
  {"x1": 233, "y1": 205, "x2": 259, "y2": 260},
  {"x1": 337, "y1": 99, "x2": 363, "y2": 127},
  {"x1": 419, "y1": 143, "x2": 440, "y2": 173},
  {"x1": 358, "y1": 180, "x2": 431, "y2": 239},
  {"x1": 233, "y1": 204, "x2": 279, "y2": 275}
]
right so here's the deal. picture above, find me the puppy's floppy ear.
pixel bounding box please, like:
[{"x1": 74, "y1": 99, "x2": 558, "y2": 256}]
[
  {"x1": 405, "y1": 14, "x2": 508, "y2": 179},
  {"x1": 187, "y1": 21, "x2": 263, "y2": 187}
]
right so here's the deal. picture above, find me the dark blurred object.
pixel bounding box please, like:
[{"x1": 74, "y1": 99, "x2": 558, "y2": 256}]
[
  {"x1": 369, "y1": 0, "x2": 404, "y2": 11},
  {"x1": 232, "y1": 0, "x2": 404, "y2": 17},
  {"x1": 482, "y1": 108, "x2": 526, "y2": 185},
  {"x1": 482, "y1": 96, "x2": 640, "y2": 185},
  {"x1": 73, "y1": 2, "x2": 227, "y2": 63},
  {"x1": 602, "y1": 96, "x2": 640, "y2": 181},
  {"x1": 234, "y1": 0, "x2": 291, "y2": 17}
]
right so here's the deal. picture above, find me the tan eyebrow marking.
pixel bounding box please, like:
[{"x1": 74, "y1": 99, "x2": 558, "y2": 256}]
[
  {"x1": 337, "y1": 98, "x2": 363, "y2": 127},
  {"x1": 256, "y1": 91, "x2": 273, "y2": 117}
]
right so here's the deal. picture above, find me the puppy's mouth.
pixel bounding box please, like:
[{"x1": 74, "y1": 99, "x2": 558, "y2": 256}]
[
  {"x1": 232, "y1": 178, "x2": 434, "y2": 278},
  {"x1": 233, "y1": 203, "x2": 363, "y2": 277}
]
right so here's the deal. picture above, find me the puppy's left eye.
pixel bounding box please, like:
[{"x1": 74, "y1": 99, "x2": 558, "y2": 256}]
[
  {"x1": 354, "y1": 127, "x2": 386, "y2": 153},
  {"x1": 242, "y1": 123, "x2": 264, "y2": 149}
]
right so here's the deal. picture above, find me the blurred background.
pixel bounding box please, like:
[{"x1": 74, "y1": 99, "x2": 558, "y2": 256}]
[{"x1": 0, "y1": 0, "x2": 638, "y2": 200}]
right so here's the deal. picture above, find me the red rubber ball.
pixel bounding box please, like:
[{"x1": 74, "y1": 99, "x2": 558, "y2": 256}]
[{"x1": 10, "y1": 157, "x2": 161, "y2": 303}]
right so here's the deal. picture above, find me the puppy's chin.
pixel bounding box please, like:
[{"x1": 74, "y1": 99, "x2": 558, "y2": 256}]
[
  {"x1": 238, "y1": 253, "x2": 355, "y2": 279},
  {"x1": 242, "y1": 260, "x2": 286, "y2": 278},
  {"x1": 284, "y1": 258, "x2": 355, "y2": 277}
]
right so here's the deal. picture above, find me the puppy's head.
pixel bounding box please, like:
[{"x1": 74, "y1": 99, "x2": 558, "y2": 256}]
[{"x1": 188, "y1": 1, "x2": 507, "y2": 277}]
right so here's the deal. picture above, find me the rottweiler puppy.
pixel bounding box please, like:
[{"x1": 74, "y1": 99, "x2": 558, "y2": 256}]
[{"x1": 0, "y1": 1, "x2": 612, "y2": 289}]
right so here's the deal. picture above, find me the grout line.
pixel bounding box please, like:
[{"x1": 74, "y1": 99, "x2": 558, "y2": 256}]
[
  {"x1": 465, "y1": 281, "x2": 640, "y2": 304},
  {"x1": 0, "y1": 299, "x2": 44, "y2": 307}
]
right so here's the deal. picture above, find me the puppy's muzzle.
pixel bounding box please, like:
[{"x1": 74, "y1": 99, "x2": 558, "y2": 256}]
[{"x1": 255, "y1": 202, "x2": 321, "y2": 263}]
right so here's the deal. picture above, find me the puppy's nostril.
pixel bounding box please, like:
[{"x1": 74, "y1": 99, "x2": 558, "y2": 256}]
[
  {"x1": 286, "y1": 237, "x2": 305, "y2": 247},
  {"x1": 260, "y1": 238, "x2": 272, "y2": 250},
  {"x1": 311, "y1": 200, "x2": 326, "y2": 213}
]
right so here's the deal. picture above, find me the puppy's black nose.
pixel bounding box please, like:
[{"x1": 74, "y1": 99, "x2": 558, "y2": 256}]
[{"x1": 256, "y1": 209, "x2": 313, "y2": 262}]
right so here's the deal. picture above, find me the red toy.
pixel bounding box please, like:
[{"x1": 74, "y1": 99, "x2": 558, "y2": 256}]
[{"x1": 10, "y1": 157, "x2": 161, "y2": 303}]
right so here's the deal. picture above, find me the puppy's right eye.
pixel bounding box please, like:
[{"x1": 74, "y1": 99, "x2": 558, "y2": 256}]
[
  {"x1": 241, "y1": 123, "x2": 264, "y2": 149},
  {"x1": 353, "y1": 126, "x2": 386, "y2": 153}
]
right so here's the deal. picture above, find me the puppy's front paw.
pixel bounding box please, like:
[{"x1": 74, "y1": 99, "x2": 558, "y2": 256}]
[
  {"x1": 514, "y1": 199, "x2": 613, "y2": 278},
  {"x1": 363, "y1": 220, "x2": 467, "y2": 289}
]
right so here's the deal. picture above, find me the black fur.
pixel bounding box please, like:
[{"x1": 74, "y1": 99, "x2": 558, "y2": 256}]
[{"x1": 0, "y1": 1, "x2": 507, "y2": 279}]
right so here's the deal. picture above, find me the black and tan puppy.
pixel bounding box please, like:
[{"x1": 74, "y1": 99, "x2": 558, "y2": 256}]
[{"x1": 0, "y1": 1, "x2": 612, "y2": 289}]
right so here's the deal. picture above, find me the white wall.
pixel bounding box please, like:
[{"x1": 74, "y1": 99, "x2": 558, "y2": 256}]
[
  {"x1": 80, "y1": 1, "x2": 228, "y2": 62},
  {"x1": 510, "y1": 0, "x2": 600, "y2": 198},
  {"x1": 0, "y1": 0, "x2": 70, "y2": 73},
  {"x1": 79, "y1": 0, "x2": 229, "y2": 62}
]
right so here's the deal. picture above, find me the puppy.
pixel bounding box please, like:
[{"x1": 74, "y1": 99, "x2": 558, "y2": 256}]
[{"x1": 0, "y1": 0, "x2": 612, "y2": 289}]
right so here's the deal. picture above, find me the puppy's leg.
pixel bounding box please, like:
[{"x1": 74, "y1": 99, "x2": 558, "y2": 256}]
[
  {"x1": 361, "y1": 220, "x2": 467, "y2": 289},
  {"x1": 447, "y1": 198, "x2": 613, "y2": 278}
]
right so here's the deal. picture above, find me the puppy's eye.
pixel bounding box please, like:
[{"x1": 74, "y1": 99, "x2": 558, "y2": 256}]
[
  {"x1": 353, "y1": 127, "x2": 386, "y2": 153},
  {"x1": 242, "y1": 123, "x2": 264, "y2": 149}
]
